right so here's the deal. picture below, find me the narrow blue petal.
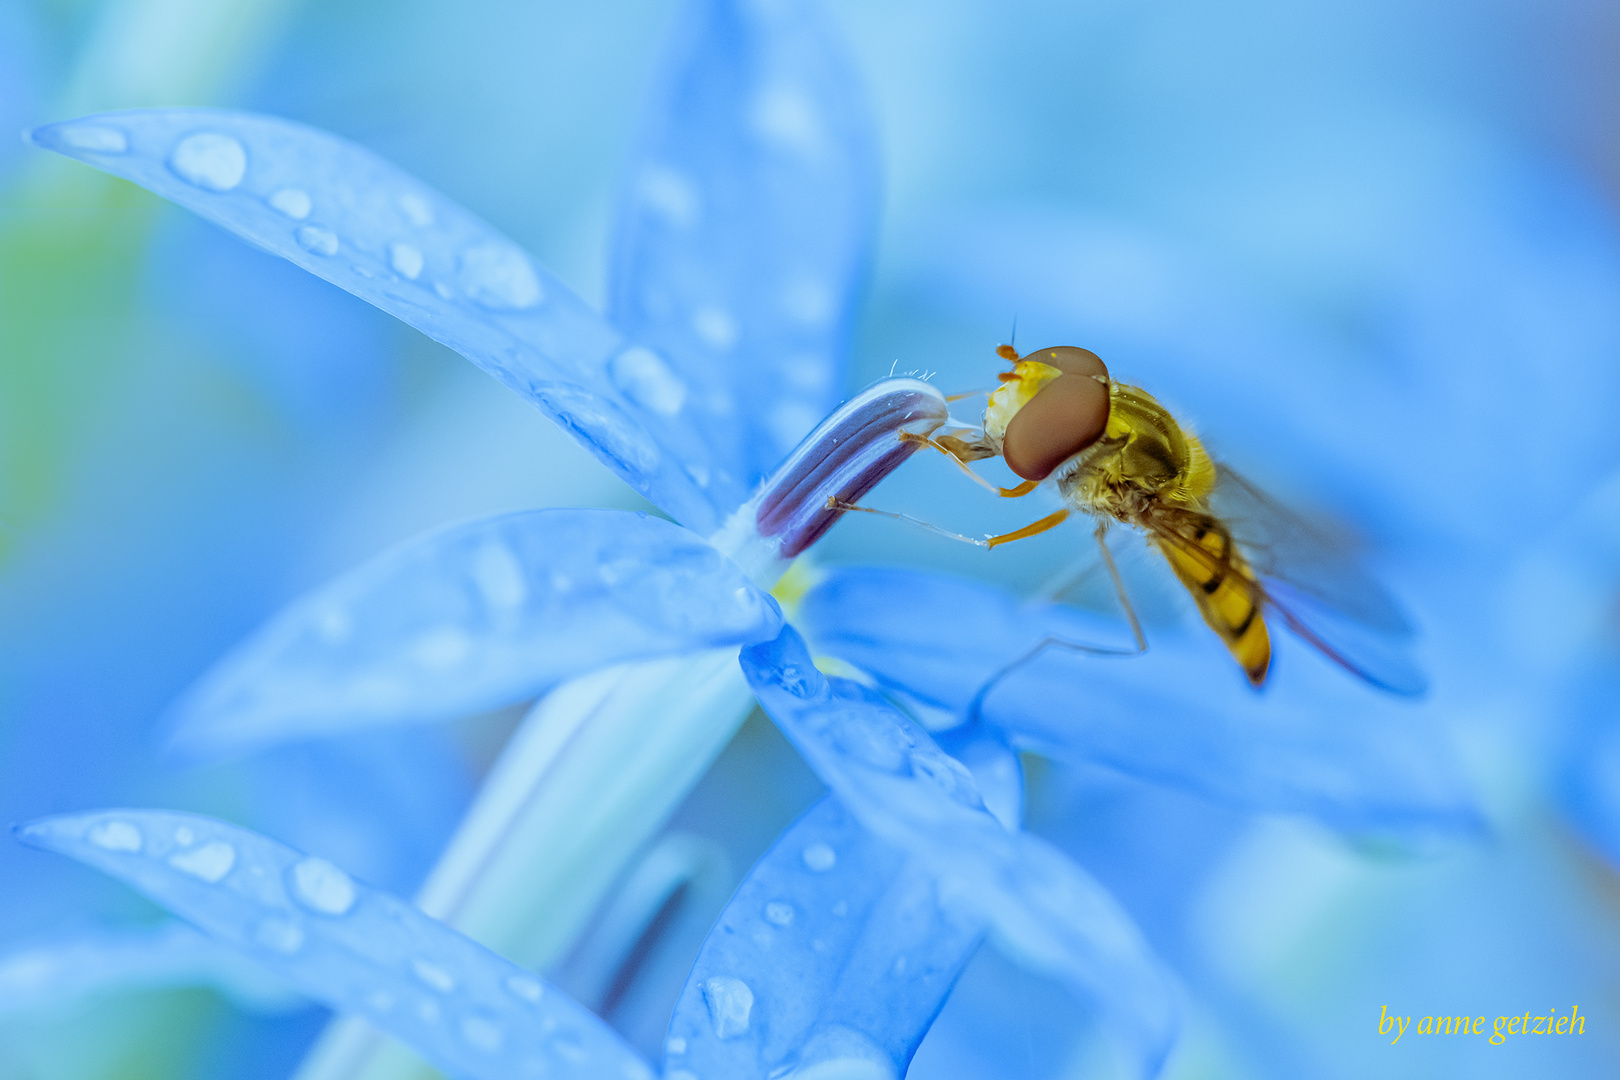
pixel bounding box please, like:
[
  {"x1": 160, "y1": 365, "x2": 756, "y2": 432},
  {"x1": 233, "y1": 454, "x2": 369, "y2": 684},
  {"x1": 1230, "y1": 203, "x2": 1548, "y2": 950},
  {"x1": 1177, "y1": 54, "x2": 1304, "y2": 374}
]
[
  {"x1": 610, "y1": 0, "x2": 879, "y2": 483},
  {"x1": 0, "y1": 924, "x2": 303, "y2": 1014},
  {"x1": 799, "y1": 567, "x2": 1479, "y2": 836},
  {"x1": 666, "y1": 797, "x2": 983, "y2": 1079},
  {"x1": 28, "y1": 109, "x2": 731, "y2": 530},
  {"x1": 166, "y1": 509, "x2": 781, "y2": 760},
  {"x1": 740, "y1": 627, "x2": 1178, "y2": 1077},
  {"x1": 14, "y1": 810, "x2": 654, "y2": 1080}
]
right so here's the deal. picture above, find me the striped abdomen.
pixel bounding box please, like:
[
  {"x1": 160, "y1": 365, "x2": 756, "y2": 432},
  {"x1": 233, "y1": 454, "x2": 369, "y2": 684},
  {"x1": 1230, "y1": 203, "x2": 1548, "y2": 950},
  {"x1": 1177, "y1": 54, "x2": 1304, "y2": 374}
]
[{"x1": 1154, "y1": 517, "x2": 1271, "y2": 686}]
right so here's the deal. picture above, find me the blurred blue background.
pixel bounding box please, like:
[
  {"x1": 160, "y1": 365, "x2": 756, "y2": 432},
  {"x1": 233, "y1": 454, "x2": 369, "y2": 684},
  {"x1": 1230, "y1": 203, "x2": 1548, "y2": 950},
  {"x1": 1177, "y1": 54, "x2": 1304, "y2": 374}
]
[{"x1": 4, "y1": 0, "x2": 1620, "y2": 1077}]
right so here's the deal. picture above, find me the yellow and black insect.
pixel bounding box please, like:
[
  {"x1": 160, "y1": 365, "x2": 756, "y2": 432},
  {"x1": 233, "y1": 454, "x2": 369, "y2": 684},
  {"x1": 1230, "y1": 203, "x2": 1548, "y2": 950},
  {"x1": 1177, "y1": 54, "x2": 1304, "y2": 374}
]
[{"x1": 836, "y1": 344, "x2": 1423, "y2": 694}]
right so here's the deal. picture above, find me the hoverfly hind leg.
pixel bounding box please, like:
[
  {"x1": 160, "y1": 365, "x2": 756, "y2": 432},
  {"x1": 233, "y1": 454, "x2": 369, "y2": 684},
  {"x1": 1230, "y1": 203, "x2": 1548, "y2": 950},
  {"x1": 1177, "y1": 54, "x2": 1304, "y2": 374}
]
[{"x1": 966, "y1": 631, "x2": 1146, "y2": 726}]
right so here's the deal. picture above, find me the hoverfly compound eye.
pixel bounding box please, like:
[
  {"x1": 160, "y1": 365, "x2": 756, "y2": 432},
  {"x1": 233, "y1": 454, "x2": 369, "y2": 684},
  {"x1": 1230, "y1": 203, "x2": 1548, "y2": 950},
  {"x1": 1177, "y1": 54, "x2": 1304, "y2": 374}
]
[{"x1": 1001, "y1": 347, "x2": 1111, "y2": 481}]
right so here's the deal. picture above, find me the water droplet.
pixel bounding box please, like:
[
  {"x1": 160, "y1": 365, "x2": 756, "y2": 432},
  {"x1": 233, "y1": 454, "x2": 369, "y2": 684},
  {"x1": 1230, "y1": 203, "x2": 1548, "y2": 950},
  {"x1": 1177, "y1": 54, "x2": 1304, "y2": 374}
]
[
  {"x1": 505, "y1": 974, "x2": 543, "y2": 1003},
  {"x1": 58, "y1": 124, "x2": 127, "y2": 153},
  {"x1": 290, "y1": 856, "x2": 356, "y2": 915},
  {"x1": 388, "y1": 241, "x2": 424, "y2": 280},
  {"x1": 433, "y1": 281, "x2": 454, "y2": 300},
  {"x1": 702, "y1": 976, "x2": 754, "y2": 1039},
  {"x1": 638, "y1": 165, "x2": 698, "y2": 228},
  {"x1": 471, "y1": 543, "x2": 526, "y2": 609},
  {"x1": 751, "y1": 85, "x2": 821, "y2": 154},
  {"x1": 256, "y1": 917, "x2": 304, "y2": 954},
  {"x1": 173, "y1": 826, "x2": 195, "y2": 846},
  {"x1": 461, "y1": 1015, "x2": 504, "y2": 1052},
  {"x1": 831, "y1": 900, "x2": 849, "y2": 917},
  {"x1": 792, "y1": 1059, "x2": 894, "y2": 1080},
  {"x1": 802, "y1": 842, "x2": 836, "y2": 872},
  {"x1": 769, "y1": 401, "x2": 820, "y2": 451},
  {"x1": 169, "y1": 841, "x2": 235, "y2": 882},
  {"x1": 398, "y1": 192, "x2": 434, "y2": 227},
  {"x1": 691, "y1": 306, "x2": 738, "y2": 350},
  {"x1": 412, "y1": 959, "x2": 456, "y2": 993},
  {"x1": 892, "y1": 956, "x2": 908, "y2": 975},
  {"x1": 87, "y1": 820, "x2": 142, "y2": 852},
  {"x1": 552, "y1": 1030, "x2": 586, "y2": 1062},
  {"x1": 411, "y1": 627, "x2": 471, "y2": 669},
  {"x1": 665, "y1": 1036, "x2": 687, "y2": 1056},
  {"x1": 779, "y1": 665, "x2": 814, "y2": 699},
  {"x1": 296, "y1": 226, "x2": 339, "y2": 257},
  {"x1": 685, "y1": 462, "x2": 711, "y2": 489},
  {"x1": 458, "y1": 243, "x2": 542, "y2": 310},
  {"x1": 268, "y1": 188, "x2": 312, "y2": 220},
  {"x1": 609, "y1": 346, "x2": 687, "y2": 415},
  {"x1": 764, "y1": 901, "x2": 795, "y2": 926},
  {"x1": 168, "y1": 132, "x2": 247, "y2": 192},
  {"x1": 417, "y1": 1000, "x2": 442, "y2": 1023},
  {"x1": 781, "y1": 278, "x2": 834, "y2": 326}
]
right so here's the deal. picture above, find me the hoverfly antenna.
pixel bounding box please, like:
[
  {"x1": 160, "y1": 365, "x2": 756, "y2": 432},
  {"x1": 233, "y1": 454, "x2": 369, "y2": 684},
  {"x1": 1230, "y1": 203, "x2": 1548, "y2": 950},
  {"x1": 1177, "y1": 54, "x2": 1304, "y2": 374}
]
[{"x1": 994, "y1": 317, "x2": 1020, "y2": 365}]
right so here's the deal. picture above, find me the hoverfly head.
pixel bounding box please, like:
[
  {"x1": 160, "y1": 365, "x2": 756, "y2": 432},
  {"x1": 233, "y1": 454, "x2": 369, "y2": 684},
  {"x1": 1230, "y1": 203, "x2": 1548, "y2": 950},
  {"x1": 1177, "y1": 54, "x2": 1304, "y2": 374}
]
[{"x1": 983, "y1": 346, "x2": 1112, "y2": 481}]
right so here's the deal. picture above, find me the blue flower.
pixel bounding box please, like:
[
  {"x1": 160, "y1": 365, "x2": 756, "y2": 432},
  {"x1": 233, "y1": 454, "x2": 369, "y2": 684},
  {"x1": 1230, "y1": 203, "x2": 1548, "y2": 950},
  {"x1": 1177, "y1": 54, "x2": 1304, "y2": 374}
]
[{"x1": 7, "y1": 0, "x2": 1528, "y2": 1077}]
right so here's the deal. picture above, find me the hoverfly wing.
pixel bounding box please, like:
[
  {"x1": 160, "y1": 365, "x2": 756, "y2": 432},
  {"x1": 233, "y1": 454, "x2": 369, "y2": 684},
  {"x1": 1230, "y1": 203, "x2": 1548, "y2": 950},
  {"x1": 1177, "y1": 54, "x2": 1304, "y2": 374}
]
[
  {"x1": 1204, "y1": 465, "x2": 1427, "y2": 696},
  {"x1": 1206, "y1": 465, "x2": 1414, "y2": 637},
  {"x1": 1260, "y1": 580, "x2": 1429, "y2": 696}
]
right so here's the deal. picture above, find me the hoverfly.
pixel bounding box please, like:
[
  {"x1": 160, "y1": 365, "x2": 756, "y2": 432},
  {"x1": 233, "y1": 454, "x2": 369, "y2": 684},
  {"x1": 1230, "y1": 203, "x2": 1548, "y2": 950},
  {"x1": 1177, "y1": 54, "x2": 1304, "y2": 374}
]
[{"x1": 833, "y1": 344, "x2": 1425, "y2": 695}]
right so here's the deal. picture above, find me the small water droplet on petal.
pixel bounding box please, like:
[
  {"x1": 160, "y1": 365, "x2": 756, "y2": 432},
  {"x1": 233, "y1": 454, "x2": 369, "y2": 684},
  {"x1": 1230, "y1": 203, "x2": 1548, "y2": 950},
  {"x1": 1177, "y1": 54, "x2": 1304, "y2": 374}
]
[
  {"x1": 552, "y1": 1030, "x2": 586, "y2": 1062},
  {"x1": 58, "y1": 124, "x2": 128, "y2": 153},
  {"x1": 691, "y1": 306, "x2": 738, "y2": 350},
  {"x1": 256, "y1": 917, "x2": 304, "y2": 954},
  {"x1": 471, "y1": 543, "x2": 526, "y2": 609},
  {"x1": 389, "y1": 241, "x2": 424, "y2": 280},
  {"x1": 665, "y1": 1036, "x2": 687, "y2": 1055},
  {"x1": 460, "y1": 1015, "x2": 504, "y2": 1052},
  {"x1": 764, "y1": 901, "x2": 795, "y2": 926},
  {"x1": 296, "y1": 226, "x2": 339, "y2": 257},
  {"x1": 610, "y1": 346, "x2": 687, "y2": 415},
  {"x1": 505, "y1": 974, "x2": 543, "y2": 1003},
  {"x1": 458, "y1": 243, "x2": 542, "y2": 310},
  {"x1": 412, "y1": 959, "x2": 456, "y2": 993},
  {"x1": 398, "y1": 192, "x2": 434, "y2": 227},
  {"x1": 169, "y1": 841, "x2": 236, "y2": 882},
  {"x1": 638, "y1": 165, "x2": 698, "y2": 228},
  {"x1": 268, "y1": 188, "x2": 312, "y2": 219},
  {"x1": 702, "y1": 976, "x2": 754, "y2": 1039},
  {"x1": 168, "y1": 132, "x2": 246, "y2": 192},
  {"x1": 290, "y1": 856, "x2": 356, "y2": 915},
  {"x1": 802, "y1": 842, "x2": 836, "y2": 872},
  {"x1": 88, "y1": 821, "x2": 142, "y2": 852},
  {"x1": 173, "y1": 827, "x2": 195, "y2": 846}
]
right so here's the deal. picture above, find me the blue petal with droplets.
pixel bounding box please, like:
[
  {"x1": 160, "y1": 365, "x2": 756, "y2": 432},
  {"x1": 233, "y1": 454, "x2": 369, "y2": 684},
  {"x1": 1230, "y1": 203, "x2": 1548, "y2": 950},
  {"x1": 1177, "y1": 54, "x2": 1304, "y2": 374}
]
[
  {"x1": 166, "y1": 509, "x2": 781, "y2": 760},
  {"x1": 14, "y1": 809, "x2": 654, "y2": 1080},
  {"x1": 28, "y1": 108, "x2": 731, "y2": 530},
  {"x1": 798, "y1": 566, "x2": 1480, "y2": 836},
  {"x1": 740, "y1": 626, "x2": 1178, "y2": 1077},
  {"x1": 610, "y1": 0, "x2": 878, "y2": 484},
  {"x1": 666, "y1": 796, "x2": 983, "y2": 1079}
]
